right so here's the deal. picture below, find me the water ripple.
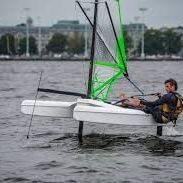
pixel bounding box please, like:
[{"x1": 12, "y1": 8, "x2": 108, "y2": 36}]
[
  {"x1": 1, "y1": 61, "x2": 183, "y2": 183},
  {"x1": 35, "y1": 161, "x2": 64, "y2": 170},
  {"x1": 2, "y1": 177, "x2": 30, "y2": 182}
]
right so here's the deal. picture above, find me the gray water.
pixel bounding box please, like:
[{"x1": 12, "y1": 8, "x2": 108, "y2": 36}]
[{"x1": 1, "y1": 60, "x2": 183, "y2": 183}]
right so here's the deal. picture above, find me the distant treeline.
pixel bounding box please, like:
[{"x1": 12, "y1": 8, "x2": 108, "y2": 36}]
[
  {"x1": 142, "y1": 28, "x2": 182, "y2": 56},
  {"x1": 125, "y1": 28, "x2": 182, "y2": 56},
  {"x1": 0, "y1": 32, "x2": 85, "y2": 56},
  {"x1": 0, "y1": 28, "x2": 182, "y2": 57}
]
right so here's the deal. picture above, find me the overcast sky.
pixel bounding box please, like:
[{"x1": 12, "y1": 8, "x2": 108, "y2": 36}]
[{"x1": 0, "y1": 0, "x2": 183, "y2": 28}]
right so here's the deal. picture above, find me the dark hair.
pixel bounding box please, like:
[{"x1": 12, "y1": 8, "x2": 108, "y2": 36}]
[{"x1": 164, "y1": 78, "x2": 178, "y2": 91}]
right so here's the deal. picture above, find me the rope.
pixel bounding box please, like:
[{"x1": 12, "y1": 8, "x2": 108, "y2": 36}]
[
  {"x1": 82, "y1": 61, "x2": 88, "y2": 94},
  {"x1": 112, "y1": 92, "x2": 160, "y2": 106},
  {"x1": 27, "y1": 71, "x2": 43, "y2": 139},
  {"x1": 131, "y1": 92, "x2": 161, "y2": 98},
  {"x1": 125, "y1": 76, "x2": 144, "y2": 95}
]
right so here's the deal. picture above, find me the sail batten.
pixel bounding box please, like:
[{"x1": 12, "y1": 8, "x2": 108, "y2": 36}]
[{"x1": 92, "y1": 71, "x2": 122, "y2": 93}]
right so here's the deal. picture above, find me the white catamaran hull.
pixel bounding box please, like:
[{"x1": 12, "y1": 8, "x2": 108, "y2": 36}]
[
  {"x1": 73, "y1": 99, "x2": 156, "y2": 126},
  {"x1": 21, "y1": 98, "x2": 156, "y2": 126},
  {"x1": 21, "y1": 100, "x2": 76, "y2": 118}
]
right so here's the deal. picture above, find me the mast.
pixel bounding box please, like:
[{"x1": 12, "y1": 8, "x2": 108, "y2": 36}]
[
  {"x1": 87, "y1": 0, "x2": 99, "y2": 98},
  {"x1": 78, "y1": 0, "x2": 99, "y2": 143}
]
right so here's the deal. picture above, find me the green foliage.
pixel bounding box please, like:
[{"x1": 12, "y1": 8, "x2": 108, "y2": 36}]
[
  {"x1": 67, "y1": 33, "x2": 85, "y2": 55},
  {"x1": 138, "y1": 28, "x2": 182, "y2": 56},
  {"x1": 0, "y1": 34, "x2": 15, "y2": 55},
  {"x1": 46, "y1": 33, "x2": 67, "y2": 53},
  {"x1": 144, "y1": 29, "x2": 165, "y2": 55},
  {"x1": 163, "y1": 29, "x2": 182, "y2": 55},
  {"x1": 124, "y1": 30, "x2": 133, "y2": 53},
  {"x1": 19, "y1": 36, "x2": 38, "y2": 55}
]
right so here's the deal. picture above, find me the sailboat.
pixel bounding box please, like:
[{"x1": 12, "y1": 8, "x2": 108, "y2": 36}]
[{"x1": 21, "y1": 0, "x2": 158, "y2": 140}]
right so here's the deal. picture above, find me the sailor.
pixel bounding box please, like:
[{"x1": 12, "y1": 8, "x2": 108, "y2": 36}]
[{"x1": 119, "y1": 78, "x2": 183, "y2": 124}]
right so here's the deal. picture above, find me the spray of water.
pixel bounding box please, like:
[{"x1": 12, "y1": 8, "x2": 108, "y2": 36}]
[{"x1": 163, "y1": 126, "x2": 180, "y2": 136}]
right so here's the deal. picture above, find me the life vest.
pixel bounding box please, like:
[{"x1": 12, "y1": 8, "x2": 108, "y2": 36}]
[{"x1": 161, "y1": 93, "x2": 183, "y2": 123}]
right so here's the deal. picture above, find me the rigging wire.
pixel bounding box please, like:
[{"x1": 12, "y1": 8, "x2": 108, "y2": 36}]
[
  {"x1": 131, "y1": 92, "x2": 161, "y2": 98},
  {"x1": 27, "y1": 71, "x2": 43, "y2": 139},
  {"x1": 75, "y1": 2, "x2": 88, "y2": 93},
  {"x1": 105, "y1": 2, "x2": 128, "y2": 76},
  {"x1": 76, "y1": 1, "x2": 118, "y2": 64},
  {"x1": 112, "y1": 92, "x2": 160, "y2": 105},
  {"x1": 77, "y1": 1, "x2": 105, "y2": 4},
  {"x1": 82, "y1": 61, "x2": 88, "y2": 93},
  {"x1": 125, "y1": 76, "x2": 144, "y2": 95}
]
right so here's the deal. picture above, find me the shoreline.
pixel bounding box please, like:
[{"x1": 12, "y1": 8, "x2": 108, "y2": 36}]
[{"x1": 0, "y1": 57, "x2": 183, "y2": 61}]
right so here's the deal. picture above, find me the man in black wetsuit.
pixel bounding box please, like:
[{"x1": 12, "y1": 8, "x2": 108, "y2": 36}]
[
  {"x1": 119, "y1": 78, "x2": 183, "y2": 124},
  {"x1": 139, "y1": 78, "x2": 182, "y2": 123}
]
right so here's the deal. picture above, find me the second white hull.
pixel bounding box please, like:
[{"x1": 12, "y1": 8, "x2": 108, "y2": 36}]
[
  {"x1": 21, "y1": 100, "x2": 76, "y2": 118},
  {"x1": 73, "y1": 99, "x2": 156, "y2": 126}
]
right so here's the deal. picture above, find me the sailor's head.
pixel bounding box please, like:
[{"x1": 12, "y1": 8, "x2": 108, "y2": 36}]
[{"x1": 164, "y1": 78, "x2": 178, "y2": 93}]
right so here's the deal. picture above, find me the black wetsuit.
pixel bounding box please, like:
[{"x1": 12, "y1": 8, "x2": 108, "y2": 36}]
[{"x1": 140, "y1": 92, "x2": 177, "y2": 123}]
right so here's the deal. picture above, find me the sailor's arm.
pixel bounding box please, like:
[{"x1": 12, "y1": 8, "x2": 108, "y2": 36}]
[{"x1": 140, "y1": 94, "x2": 169, "y2": 107}]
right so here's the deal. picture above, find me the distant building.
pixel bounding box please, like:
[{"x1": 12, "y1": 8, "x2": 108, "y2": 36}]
[
  {"x1": 0, "y1": 19, "x2": 89, "y2": 54},
  {"x1": 1, "y1": 19, "x2": 182, "y2": 57},
  {"x1": 125, "y1": 23, "x2": 147, "y2": 56}
]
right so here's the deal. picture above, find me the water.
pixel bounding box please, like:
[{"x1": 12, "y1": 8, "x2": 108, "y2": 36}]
[{"x1": 1, "y1": 60, "x2": 183, "y2": 183}]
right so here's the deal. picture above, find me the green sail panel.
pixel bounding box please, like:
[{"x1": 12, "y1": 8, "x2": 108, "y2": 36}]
[{"x1": 90, "y1": 0, "x2": 127, "y2": 101}]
